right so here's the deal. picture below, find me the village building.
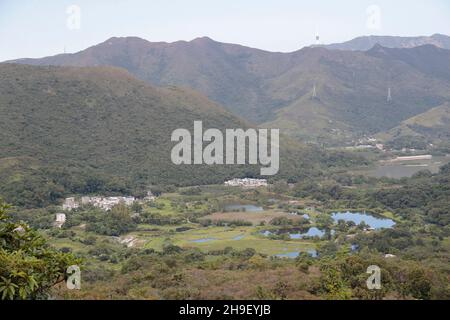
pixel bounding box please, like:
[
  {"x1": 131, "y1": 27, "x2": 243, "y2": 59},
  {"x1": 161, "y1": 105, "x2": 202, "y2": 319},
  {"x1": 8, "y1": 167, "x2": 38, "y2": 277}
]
[
  {"x1": 79, "y1": 196, "x2": 136, "y2": 211},
  {"x1": 143, "y1": 190, "x2": 156, "y2": 202},
  {"x1": 62, "y1": 190, "x2": 155, "y2": 212},
  {"x1": 392, "y1": 155, "x2": 432, "y2": 162},
  {"x1": 224, "y1": 178, "x2": 268, "y2": 188},
  {"x1": 62, "y1": 197, "x2": 79, "y2": 211},
  {"x1": 54, "y1": 213, "x2": 66, "y2": 229}
]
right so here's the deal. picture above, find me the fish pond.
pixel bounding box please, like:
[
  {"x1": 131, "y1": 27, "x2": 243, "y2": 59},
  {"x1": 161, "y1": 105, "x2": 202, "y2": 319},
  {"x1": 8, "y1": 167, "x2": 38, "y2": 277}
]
[
  {"x1": 224, "y1": 204, "x2": 264, "y2": 212},
  {"x1": 331, "y1": 211, "x2": 395, "y2": 229}
]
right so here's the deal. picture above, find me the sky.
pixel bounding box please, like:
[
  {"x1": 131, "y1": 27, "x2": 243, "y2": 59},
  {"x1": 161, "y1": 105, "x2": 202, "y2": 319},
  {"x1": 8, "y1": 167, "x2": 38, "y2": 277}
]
[{"x1": 1, "y1": 0, "x2": 450, "y2": 61}]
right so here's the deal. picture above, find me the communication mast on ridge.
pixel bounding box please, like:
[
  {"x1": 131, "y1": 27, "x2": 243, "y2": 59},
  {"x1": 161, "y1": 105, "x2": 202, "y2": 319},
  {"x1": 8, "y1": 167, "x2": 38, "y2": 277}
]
[
  {"x1": 314, "y1": 27, "x2": 321, "y2": 46},
  {"x1": 312, "y1": 83, "x2": 318, "y2": 99},
  {"x1": 312, "y1": 27, "x2": 320, "y2": 100},
  {"x1": 386, "y1": 71, "x2": 393, "y2": 103}
]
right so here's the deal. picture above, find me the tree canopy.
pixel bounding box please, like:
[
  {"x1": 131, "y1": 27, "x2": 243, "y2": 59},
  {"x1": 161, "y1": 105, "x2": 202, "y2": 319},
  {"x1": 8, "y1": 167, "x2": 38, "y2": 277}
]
[{"x1": 0, "y1": 200, "x2": 80, "y2": 300}]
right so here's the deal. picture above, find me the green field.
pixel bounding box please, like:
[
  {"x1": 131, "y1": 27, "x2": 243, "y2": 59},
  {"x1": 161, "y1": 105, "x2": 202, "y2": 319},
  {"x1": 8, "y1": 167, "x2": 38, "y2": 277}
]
[{"x1": 141, "y1": 226, "x2": 318, "y2": 256}]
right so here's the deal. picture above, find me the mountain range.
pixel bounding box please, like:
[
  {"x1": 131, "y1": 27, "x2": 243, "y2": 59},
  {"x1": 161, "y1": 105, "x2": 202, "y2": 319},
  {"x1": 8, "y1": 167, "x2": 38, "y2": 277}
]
[
  {"x1": 321, "y1": 34, "x2": 450, "y2": 51},
  {"x1": 8, "y1": 34, "x2": 450, "y2": 145}
]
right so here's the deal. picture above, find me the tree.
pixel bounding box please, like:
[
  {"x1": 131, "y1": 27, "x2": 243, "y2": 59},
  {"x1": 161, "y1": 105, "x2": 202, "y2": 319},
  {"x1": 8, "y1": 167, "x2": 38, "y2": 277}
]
[
  {"x1": 404, "y1": 268, "x2": 432, "y2": 300},
  {"x1": 316, "y1": 213, "x2": 334, "y2": 230},
  {"x1": 0, "y1": 200, "x2": 80, "y2": 300},
  {"x1": 86, "y1": 203, "x2": 137, "y2": 236},
  {"x1": 319, "y1": 263, "x2": 352, "y2": 300}
]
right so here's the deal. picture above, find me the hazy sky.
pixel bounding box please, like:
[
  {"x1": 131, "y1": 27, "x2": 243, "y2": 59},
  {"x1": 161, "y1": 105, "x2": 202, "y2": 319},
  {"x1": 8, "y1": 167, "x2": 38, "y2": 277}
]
[{"x1": 1, "y1": 0, "x2": 450, "y2": 61}]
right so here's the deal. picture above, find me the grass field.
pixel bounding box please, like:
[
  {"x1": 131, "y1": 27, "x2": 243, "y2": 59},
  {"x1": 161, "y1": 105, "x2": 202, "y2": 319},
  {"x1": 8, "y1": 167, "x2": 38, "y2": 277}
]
[
  {"x1": 142, "y1": 226, "x2": 319, "y2": 256},
  {"x1": 200, "y1": 210, "x2": 304, "y2": 225}
]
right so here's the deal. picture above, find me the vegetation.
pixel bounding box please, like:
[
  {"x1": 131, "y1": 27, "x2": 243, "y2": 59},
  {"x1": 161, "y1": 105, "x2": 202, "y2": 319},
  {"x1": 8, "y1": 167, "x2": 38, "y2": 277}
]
[
  {"x1": 3, "y1": 163, "x2": 448, "y2": 300},
  {"x1": 0, "y1": 64, "x2": 369, "y2": 208},
  {"x1": 0, "y1": 200, "x2": 80, "y2": 300}
]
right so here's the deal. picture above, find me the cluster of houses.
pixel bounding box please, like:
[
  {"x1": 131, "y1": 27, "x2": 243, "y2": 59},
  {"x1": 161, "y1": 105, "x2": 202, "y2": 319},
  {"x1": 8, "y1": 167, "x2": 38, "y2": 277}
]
[
  {"x1": 224, "y1": 178, "x2": 268, "y2": 188},
  {"x1": 62, "y1": 197, "x2": 79, "y2": 211},
  {"x1": 79, "y1": 196, "x2": 136, "y2": 211},
  {"x1": 61, "y1": 191, "x2": 156, "y2": 212},
  {"x1": 344, "y1": 136, "x2": 385, "y2": 151}
]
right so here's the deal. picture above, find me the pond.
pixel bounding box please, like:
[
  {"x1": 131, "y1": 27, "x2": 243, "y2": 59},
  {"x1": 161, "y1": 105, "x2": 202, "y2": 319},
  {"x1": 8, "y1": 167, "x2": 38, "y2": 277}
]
[
  {"x1": 275, "y1": 249, "x2": 318, "y2": 259},
  {"x1": 288, "y1": 227, "x2": 325, "y2": 239},
  {"x1": 224, "y1": 204, "x2": 264, "y2": 212},
  {"x1": 233, "y1": 234, "x2": 245, "y2": 240},
  {"x1": 190, "y1": 238, "x2": 216, "y2": 243},
  {"x1": 261, "y1": 230, "x2": 273, "y2": 237},
  {"x1": 367, "y1": 156, "x2": 450, "y2": 179},
  {"x1": 332, "y1": 211, "x2": 395, "y2": 229},
  {"x1": 261, "y1": 227, "x2": 326, "y2": 239}
]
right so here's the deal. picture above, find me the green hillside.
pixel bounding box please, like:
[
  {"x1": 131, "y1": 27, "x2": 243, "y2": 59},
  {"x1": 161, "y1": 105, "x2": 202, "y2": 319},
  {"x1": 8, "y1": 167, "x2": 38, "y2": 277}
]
[
  {"x1": 0, "y1": 64, "x2": 253, "y2": 206},
  {"x1": 0, "y1": 64, "x2": 364, "y2": 207},
  {"x1": 377, "y1": 103, "x2": 450, "y2": 146}
]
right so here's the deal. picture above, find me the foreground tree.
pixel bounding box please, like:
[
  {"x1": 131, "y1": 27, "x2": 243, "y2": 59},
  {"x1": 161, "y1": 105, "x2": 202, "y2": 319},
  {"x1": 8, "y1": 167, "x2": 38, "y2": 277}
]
[{"x1": 0, "y1": 200, "x2": 80, "y2": 300}]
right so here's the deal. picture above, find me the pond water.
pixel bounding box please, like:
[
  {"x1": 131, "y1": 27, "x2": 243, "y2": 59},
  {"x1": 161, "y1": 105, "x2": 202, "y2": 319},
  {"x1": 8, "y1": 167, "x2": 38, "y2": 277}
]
[
  {"x1": 224, "y1": 204, "x2": 264, "y2": 212},
  {"x1": 261, "y1": 230, "x2": 273, "y2": 237},
  {"x1": 190, "y1": 238, "x2": 216, "y2": 243},
  {"x1": 262, "y1": 227, "x2": 326, "y2": 239},
  {"x1": 233, "y1": 234, "x2": 245, "y2": 240},
  {"x1": 275, "y1": 249, "x2": 318, "y2": 259},
  {"x1": 332, "y1": 211, "x2": 395, "y2": 229},
  {"x1": 370, "y1": 164, "x2": 434, "y2": 179},
  {"x1": 288, "y1": 227, "x2": 325, "y2": 239},
  {"x1": 367, "y1": 156, "x2": 450, "y2": 179}
]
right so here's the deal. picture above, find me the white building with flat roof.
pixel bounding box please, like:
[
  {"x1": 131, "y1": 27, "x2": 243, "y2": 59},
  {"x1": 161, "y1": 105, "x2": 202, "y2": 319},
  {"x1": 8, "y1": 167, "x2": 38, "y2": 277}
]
[
  {"x1": 224, "y1": 178, "x2": 268, "y2": 188},
  {"x1": 54, "y1": 213, "x2": 66, "y2": 228},
  {"x1": 62, "y1": 197, "x2": 79, "y2": 211},
  {"x1": 80, "y1": 196, "x2": 136, "y2": 211}
]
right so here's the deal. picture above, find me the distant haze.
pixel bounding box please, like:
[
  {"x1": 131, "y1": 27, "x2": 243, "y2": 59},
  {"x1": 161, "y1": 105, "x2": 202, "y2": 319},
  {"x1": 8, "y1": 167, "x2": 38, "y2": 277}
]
[{"x1": 1, "y1": 0, "x2": 450, "y2": 61}]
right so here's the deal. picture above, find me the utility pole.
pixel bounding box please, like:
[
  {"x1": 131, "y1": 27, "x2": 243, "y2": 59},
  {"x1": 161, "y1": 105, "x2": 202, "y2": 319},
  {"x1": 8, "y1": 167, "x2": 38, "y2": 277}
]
[
  {"x1": 312, "y1": 83, "x2": 317, "y2": 99},
  {"x1": 387, "y1": 87, "x2": 392, "y2": 103}
]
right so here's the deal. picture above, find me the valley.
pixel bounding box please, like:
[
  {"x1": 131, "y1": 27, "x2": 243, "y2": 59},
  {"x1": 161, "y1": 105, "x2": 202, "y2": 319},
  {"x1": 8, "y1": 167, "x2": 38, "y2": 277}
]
[
  {"x1": 1, "y1": 33, "x2": 449, "y2": 301},
  {"x1": 7, "y1": 161, "x2": 449, "y2": 300}
]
